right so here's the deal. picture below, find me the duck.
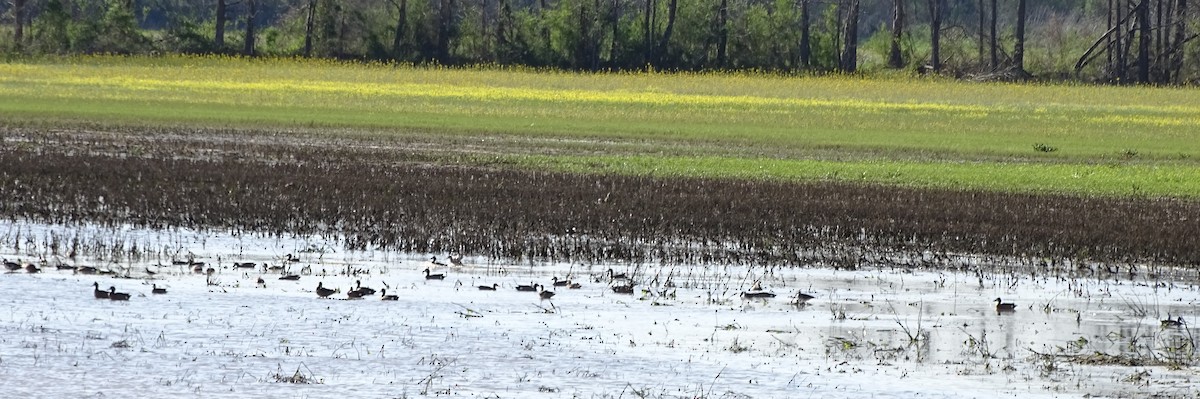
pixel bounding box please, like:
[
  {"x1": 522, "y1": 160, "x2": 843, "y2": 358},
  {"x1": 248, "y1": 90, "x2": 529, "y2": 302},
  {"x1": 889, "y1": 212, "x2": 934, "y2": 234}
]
[
  {"x1": 994, "y1": 298, "x2": 1017, "y2": 312},
  {"x1": 151, "y1": 284, "x2": 167, "y2": 294},
  {"x1": 256, "y1": 277, "x2": 266, "y2": 287},
  {"x1": 3, "y1": 259, "x2": 19, "y2": 272},
  {"x1": 539, "y1": 290, "x2": 556, "y2": 300},
  {"x1": 354, "y1": 280, "x2": 377, "y2": 295},
  {"x1": 429, "y1": 256, "x2": 448, "y2": 268},
  {"x1": 605, "y1": 268, "x2": 629, "y2": 281},
  {"x1": 315, "y1": 282, "x2": 337, "y2": 298},
  {"x1": 741, "y1": 291, "x2": 777, "y2": 299},
  {"x1": 478, "y1": 283, "x2": 499, "y2": 291},
  {"x1": 1162, "y1": 316, "x2": 1186, "y2": 328},
  {"x1": 93, "y1": 282, "x2": 110, "y2": 299},
  {"x1": 346, "y1": 286, "x2": 366, "y2": 299},
  {"x1": 448, "y1": 253, "x2": 464, "y2": 267},
  {"x1": 792, "y1": 292, "x2": 816, "y2": 305},
  {"x1": 516, "y1": 283, "x2": 540, "y2": 292},
  {"x1": 380, "y1": 288, "x2": 399, "y2": 301},
  {"x1": 108, "y1": 287, "x2": 131, "y2": 301},
  {"x1": 568, "y1": 282, "x2": 582, "y2": 289},
  {"x1": 552, "y1": 276, "x2": 571, "y2": 287},
  {"x1": 25, "y1": 263, "x2": 40, "y2": 273},
  {"x1": 423, "y1": 268, "x2": 445, "y2": 280},
  {"x1": 234, "y1": 262, "x2": 256, "y2": 269},
  {"x1": 611, "y1": 284, "x2": 635, "y2": 294},
  {"x1": 77, "y1": 266, "x2": 98, "y2": 275},
  {"x1": 278, "y1": 274, "x2": 301, "y2": 281}
]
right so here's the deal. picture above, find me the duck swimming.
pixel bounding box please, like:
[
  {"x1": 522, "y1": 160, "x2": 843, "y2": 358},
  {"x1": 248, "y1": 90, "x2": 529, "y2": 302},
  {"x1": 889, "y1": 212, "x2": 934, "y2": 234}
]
[
  {"x1": 93, "y1": 282, "x2": 109, "y2": 299},
  {"x1": 994, "y1": 298, "x2": 1017, "y2": 312},
  {"x1": 316, "y1": 282, "x2": 337, "y2": 298},
  {"x1": 354, "y1": 280, "x2": 376, "y2": 295},
  {"x1": 108, "y1": 287, "x2": 131, "y2": 301},
  {"x1": 423, "y1": 268, "x2": 446, "y2": 280},
  {"x1": 1162, "y1": 316, "x2": 1186, "y2": 328}
]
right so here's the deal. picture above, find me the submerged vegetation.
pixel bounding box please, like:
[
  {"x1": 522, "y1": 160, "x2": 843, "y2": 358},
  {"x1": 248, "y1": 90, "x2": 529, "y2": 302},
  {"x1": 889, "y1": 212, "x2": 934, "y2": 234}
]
[{"x1": 1, "y1": 128, "x2": 1197, "y2": 268}]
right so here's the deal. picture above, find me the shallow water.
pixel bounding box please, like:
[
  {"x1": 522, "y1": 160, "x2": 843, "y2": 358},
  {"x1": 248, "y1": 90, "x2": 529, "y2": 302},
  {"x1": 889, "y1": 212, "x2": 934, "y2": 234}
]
[{"x1": 0, "y1": 221, "x2": 1197, "y2": 398}]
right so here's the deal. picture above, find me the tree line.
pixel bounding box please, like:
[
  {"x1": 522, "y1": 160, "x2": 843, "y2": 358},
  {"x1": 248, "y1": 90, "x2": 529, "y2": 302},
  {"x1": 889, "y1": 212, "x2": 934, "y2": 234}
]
[{"x1": 1, "y1": 0, "x2": 1196, "y2": 84}]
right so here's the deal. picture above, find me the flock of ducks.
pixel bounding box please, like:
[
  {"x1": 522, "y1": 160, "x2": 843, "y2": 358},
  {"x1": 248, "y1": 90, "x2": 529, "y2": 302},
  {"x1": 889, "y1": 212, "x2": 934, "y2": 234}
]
[
  {"x1": 91, "y1": 281, "x2": 138, "y2": 300},
  {"x1": 991, "y1": 297, "x2": 1189, "y2": 328},
  {"x1": 308, "y1": 258, "x2": 814, "y2": 305},
  {"x1": 313, "y1": 257, "x2": 574, "y2": 301},
  {"x1": 2, "y1": 256, "x2": 1192, "y2": 328}
]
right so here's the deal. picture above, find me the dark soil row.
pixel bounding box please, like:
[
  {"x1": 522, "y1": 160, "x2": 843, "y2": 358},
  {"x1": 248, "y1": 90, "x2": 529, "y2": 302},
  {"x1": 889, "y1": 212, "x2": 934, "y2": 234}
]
[{"x1": 1, "y1": 128, "x2": 1197, "y2": 268}]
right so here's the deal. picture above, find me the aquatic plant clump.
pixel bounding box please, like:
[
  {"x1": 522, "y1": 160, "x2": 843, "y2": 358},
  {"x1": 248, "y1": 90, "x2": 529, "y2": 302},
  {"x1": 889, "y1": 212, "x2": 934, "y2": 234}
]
[{"x1": 0, "y1": 128, "x2": 1197, "y2": 267}]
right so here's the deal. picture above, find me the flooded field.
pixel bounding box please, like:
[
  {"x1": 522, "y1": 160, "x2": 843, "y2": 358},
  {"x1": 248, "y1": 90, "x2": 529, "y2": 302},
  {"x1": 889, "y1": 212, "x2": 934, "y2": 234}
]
[{"x1": 1, "y1": 221, "x2": 1197, "y2": 398}]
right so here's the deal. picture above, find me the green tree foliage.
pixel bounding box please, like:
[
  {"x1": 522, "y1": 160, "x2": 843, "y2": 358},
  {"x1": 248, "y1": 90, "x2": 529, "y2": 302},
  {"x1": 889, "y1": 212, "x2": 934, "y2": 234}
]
[
  {"x1": 29, "y1": 0, "x2": 73, "y2": 54},
  {"x1": 91, "y1": 0, "x2": 153, "y2": 53},
  {"x1": 4, "y1": 0, "x2": 1199, "y2": 84}
]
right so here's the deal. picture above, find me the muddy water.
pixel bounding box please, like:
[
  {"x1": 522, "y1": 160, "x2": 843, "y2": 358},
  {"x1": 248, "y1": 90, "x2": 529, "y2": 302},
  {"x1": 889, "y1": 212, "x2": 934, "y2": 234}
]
[{"x1": 0, "y1": 221, "x2": 1197, "y2": 398}]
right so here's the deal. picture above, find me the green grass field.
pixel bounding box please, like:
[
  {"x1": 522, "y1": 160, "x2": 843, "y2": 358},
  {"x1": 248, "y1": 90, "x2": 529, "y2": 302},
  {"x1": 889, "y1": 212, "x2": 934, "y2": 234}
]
[{"x1": 2, "y1": 55, "x2": 1198, "y2": 198}]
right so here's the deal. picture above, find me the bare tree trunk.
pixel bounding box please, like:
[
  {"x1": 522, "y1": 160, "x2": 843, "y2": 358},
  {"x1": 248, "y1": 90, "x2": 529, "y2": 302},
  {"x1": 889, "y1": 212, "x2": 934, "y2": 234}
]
[
  {"x1": 1172, "y1": 0, "x2": 1187, "y2": 82},
  {"x1": 717, "y1": 0, "x2": 728, "y2": 67},
  {"x1": 799, "y1": 0, "x2": 811, "y2": 67},
  {"x1": 437, "y1": 0, "x2": 455, "y2": 63},
  {"x1": 840, "y1": 0, "x2": 860, "y2": 72},
  {"x1": 1107, "y1": 0, "x2": 1114, "y2": 71},
  {"x1": 656, "y1": 0, "x2": 677, "y2": 66},
  {"x1": 643, "y1": 0, "x2": 655, "y2": 66},
  {"x1": 497, "y1": 0, "x2": 508, "y2": 53},
  {"x1": 609, "y1": 0, "x2": 621, "y2": 65},
  {"x1": 977, "y1": 0, "x2": 984, "y2": 66},
  {"x1": 540, "y1": 0, "x2": 551, "y2": 60},
  {"x1": 243, "y1": 0, "x2": 257, "y2": 56},
  {"x1": 392, "y1": 0, "x2": 409, "y2": 59},
  {"x1": 1014, "y1": 0, "x2": 1026, "y2": 74},
  {"x1": 13, "y1": 0, "x2": 25, "y2": 48},
  {"x1": 304, "y1": 0, "x2": 318, "y2": 57},
  {"x1": 576, "y1": 0, "x2": 592, "y2": 69},
  {"x1": 1116, "y1": 0, "x2": 1126, "y2": 80},
  {"x1": 928, "y1": 0, "x2": 942, "y2": 72},
  {"x1": 1074, "y1": 10, "x2": 1136, "y2": 76},
  {"x1": 1136, "y1": 0, "x2": 1150, "y2": 83},
  {"x1": 1152, "y1": 0, "x2": 1162, "y2": 81},
  {"x1": 215, "y1": 0, "x2": 226, "y2": 51},
  {"x1": 990, "y1": 0, "x2": 998, "y2": 69},
  {"x1": 888, "y1": 0, "x2": 905, "y2": 68},
  {"x1": 480, "y1": 0, "x2": 489, "y2": 59},
  {"x1": 1161, "y1": 0, "x2": 1173, "y2": 82}
]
